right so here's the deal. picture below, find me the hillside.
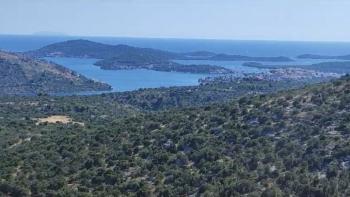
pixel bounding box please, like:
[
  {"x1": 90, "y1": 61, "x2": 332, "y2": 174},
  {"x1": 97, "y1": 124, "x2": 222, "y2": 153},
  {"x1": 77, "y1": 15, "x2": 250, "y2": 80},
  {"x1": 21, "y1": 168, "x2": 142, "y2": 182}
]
[
  {"x1": 104, "y1": 75, "x2": 330, "y2": 111},
  {"x1": 26, "y1": 39, "x2": 178, "y2": 60},
  {"x1": 1, "y1": 75, "x2": 350, "y2": 196},
  {"x1": 0, "y1": 51, "x2": 111, "y2": 95}
]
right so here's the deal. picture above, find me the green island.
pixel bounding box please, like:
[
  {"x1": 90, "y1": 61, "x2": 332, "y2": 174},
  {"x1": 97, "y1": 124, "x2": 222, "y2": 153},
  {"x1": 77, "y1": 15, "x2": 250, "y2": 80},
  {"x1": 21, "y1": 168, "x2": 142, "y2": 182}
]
[
  {"x1": 94, "y1": 55, "x2": 233, "y2": 74},
  {"x1": 0, "y1": 51, "x2": 111, "y2": 95},
  {"x1": 26, "y1": 40, "x2": 294, "y2": 74}
]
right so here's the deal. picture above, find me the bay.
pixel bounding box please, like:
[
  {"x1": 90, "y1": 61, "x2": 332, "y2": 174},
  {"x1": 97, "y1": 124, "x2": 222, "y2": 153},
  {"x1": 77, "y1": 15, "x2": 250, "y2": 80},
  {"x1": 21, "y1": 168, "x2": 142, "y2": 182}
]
[
  {"x1": 2, "y1": 35, "x2": 350, "y2": 93},
  {"x1": 45, "y1": 57, "x2": 208, "y2": 92}
]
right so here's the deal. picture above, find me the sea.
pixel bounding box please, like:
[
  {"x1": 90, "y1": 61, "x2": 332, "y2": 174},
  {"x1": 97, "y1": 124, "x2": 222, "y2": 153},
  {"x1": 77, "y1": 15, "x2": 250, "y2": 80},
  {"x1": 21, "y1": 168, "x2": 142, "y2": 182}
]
[{"x1": 1, "y1": 34, "x2": 350, "y2": 92}]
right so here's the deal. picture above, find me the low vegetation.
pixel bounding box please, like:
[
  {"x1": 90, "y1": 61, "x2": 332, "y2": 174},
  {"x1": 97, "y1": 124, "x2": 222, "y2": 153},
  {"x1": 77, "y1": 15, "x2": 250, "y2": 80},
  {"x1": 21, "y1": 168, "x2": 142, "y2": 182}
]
[
  {"x1": 94, "y1": 55, "x2": 233, "y2": 74},
  {"x1": 1, "y1": 75, "x2": 350, "y2": 196},
  {"x1": 0, "y1": 51, "x2": 111, "y2": 95}
]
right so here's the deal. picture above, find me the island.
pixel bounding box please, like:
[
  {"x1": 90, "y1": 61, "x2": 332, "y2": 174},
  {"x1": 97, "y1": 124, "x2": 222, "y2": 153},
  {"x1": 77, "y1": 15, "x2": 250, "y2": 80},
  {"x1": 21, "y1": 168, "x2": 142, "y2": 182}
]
[
  {"x1": 298, "y1": 53, "x2": 350, "y2": 60},
  {"x1": 182, "y1": 53, "x2": 294, "y2": 62},
  {"x1": 94, "y1": 54, "x2": 234, "y2": 74},
  {"x1": 26, "y1": 39, "x2": 294, "y2": 74}
]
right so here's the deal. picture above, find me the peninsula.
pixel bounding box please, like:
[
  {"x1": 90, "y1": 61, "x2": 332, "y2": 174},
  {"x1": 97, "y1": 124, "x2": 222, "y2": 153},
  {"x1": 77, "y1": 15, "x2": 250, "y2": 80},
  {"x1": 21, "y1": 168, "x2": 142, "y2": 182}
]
[{"x1": 0, "y1": 50, "x2": 111, "y2": 95}]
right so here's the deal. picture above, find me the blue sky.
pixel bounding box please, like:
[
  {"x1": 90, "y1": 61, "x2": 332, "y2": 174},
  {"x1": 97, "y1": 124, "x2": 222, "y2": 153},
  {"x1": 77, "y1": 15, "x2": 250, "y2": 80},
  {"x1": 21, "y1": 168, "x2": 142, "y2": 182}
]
[{"x1": 1, "y1": 0, "x2": 350, "y2": 41}]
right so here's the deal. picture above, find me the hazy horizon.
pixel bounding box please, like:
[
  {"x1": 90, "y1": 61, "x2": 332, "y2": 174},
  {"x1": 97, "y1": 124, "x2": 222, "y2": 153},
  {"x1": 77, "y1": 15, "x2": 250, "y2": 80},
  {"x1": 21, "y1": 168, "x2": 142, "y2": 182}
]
[
  {"x1": 4, "y1": 33, "x2": 350, "y2": 44},
  {"x1": 2, "y1": 0, "x2": 350, "y2": 42}
]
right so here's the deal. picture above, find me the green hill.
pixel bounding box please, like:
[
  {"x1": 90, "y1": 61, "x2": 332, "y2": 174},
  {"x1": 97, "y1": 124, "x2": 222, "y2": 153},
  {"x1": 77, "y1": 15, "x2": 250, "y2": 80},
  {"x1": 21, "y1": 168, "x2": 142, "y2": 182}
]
[
  {"x1": 1, "y1": 74, "x2": 350, "y2": 196},
  {"x1": 27, "y1": 39, "x2": 293, "y2": 62},
  {"x1": 26, "y1": 39, "x2": 179, "y2": 60},
  {"x1": 0, "y1": 51, "x2": 111, "y2": 95}
]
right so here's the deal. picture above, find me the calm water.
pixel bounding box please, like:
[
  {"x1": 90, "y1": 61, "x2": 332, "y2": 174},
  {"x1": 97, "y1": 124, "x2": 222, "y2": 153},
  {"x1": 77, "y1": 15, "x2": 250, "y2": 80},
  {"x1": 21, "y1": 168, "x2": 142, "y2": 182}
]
[
  {"x1": 2, "y1": 35, "x2": 350, "y2": 92},
  {"x1": 45, "y1": 57, "x2": 208, "y2": 91}
]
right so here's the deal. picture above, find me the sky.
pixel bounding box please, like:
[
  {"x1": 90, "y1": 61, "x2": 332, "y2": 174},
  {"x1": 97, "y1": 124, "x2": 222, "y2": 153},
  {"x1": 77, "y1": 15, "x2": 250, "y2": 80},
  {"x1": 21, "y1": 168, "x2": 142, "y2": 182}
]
[{"x1": 1, "y1": 0, "x2": 350, "y2": 41}]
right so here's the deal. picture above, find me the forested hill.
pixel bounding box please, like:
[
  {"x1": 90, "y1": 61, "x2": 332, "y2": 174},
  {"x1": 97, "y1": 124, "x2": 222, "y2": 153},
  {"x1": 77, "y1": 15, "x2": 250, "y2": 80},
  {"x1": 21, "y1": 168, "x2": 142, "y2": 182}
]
[
  {"x1": 26, "y1": 39, "x2": 178, "y2": 60},
  {"x1": 1, "y1": 75, "x2": 350, "y2": 196},
  {"x1": 25, "y1": 39, "x2": 294, "y2": 74},
  {"x1": 26, "y1": 39, "x2": 293, "y2": 62},
  {"x1": 0, "y1": 51, "x2": 111, "y2": 95}
]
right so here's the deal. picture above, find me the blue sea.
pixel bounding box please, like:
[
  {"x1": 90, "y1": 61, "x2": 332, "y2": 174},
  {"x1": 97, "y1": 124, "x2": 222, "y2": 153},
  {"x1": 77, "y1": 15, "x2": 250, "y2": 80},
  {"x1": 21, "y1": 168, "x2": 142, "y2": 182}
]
[
  {"x1": 45, "y1": 57, "x2": 207, "y2": 92},
  {"x1": 1, "y1": 35, "x2": 350, "y2": 92}
]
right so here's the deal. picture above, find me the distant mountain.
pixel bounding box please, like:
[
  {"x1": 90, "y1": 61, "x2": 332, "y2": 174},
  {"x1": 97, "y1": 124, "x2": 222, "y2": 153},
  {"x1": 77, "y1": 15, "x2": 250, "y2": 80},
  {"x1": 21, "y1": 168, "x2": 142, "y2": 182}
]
[
  {"x1": 298, "y1": 54, "x2": 350, "y2": 60},
  {"x1": 0, "y1": 51, "x2": 111, "y2": 95},
  {"x1": 26, "y1": 39, "x2": 179, "y2": 59}
]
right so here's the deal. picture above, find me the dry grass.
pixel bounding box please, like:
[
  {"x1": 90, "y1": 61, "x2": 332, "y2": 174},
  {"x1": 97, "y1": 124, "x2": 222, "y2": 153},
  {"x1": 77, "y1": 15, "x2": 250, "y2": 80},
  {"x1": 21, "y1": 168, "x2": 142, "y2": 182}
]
[{"x1": 36, "y1": 115, "x2": 84, "y2": 126}]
